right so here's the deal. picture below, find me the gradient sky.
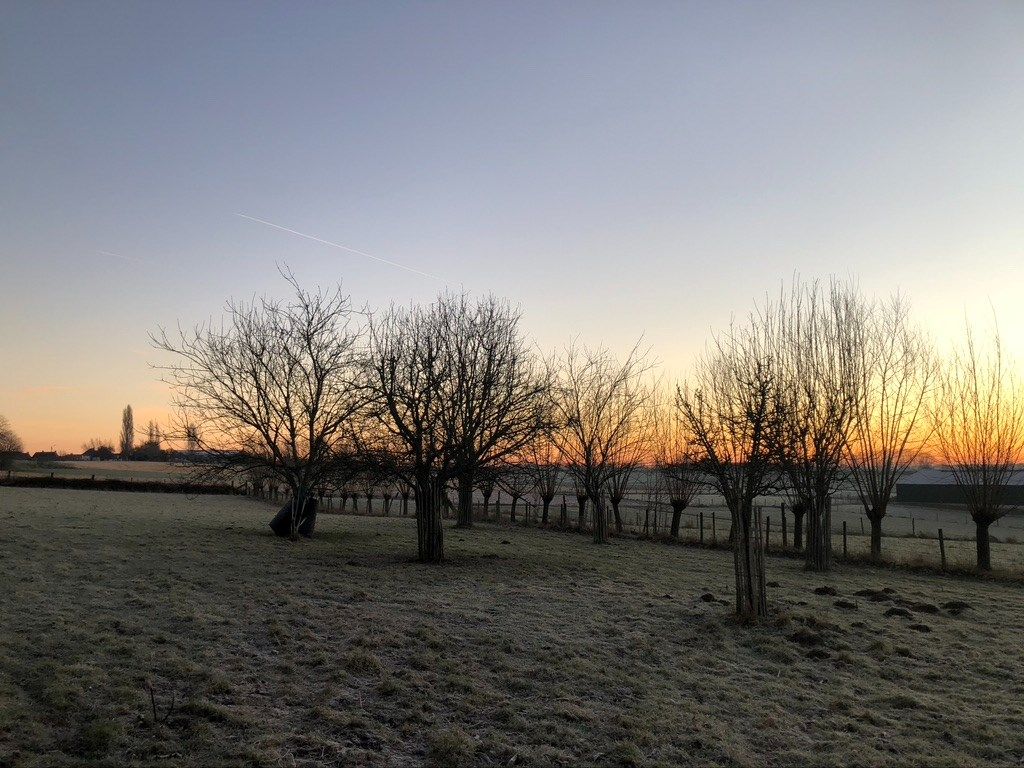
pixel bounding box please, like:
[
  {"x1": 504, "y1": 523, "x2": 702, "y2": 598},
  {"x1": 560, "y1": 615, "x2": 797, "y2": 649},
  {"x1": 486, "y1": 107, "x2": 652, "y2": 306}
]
[{"x1": 2, "y1": 1, "x2": 1023, "y2": 452}]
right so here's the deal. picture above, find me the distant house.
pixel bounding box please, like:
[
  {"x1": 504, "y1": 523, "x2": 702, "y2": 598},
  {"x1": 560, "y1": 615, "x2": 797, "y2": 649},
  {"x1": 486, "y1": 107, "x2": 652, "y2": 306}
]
[
  {"x1": 31, "y1": 451, "x2": 60, "y2": 462},
  {"x1": 896, "y1": 468, "x2": 1024, "y2": 505},
  {"x1": 82, "y1": 446, "x2": 116, "y2": 461}
]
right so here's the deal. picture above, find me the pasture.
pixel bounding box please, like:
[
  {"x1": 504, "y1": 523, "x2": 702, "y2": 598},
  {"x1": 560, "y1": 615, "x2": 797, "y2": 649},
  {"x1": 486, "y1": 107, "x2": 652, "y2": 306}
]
[{"x1": 1, "y1": 487, "x2": 1022, "y2": 767}]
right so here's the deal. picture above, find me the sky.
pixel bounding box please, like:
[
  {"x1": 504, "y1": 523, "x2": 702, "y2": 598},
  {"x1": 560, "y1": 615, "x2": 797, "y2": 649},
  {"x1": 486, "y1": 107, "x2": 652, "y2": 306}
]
[{"x1": 2, "y1": 1, "x2": 1023, "y2": 453}]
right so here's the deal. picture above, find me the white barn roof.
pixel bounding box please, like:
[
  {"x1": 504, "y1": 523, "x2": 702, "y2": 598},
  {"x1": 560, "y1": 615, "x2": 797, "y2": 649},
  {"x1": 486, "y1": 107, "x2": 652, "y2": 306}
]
[{"x1": 899, "y1": 468, "x2": 1024, "y2": 486}]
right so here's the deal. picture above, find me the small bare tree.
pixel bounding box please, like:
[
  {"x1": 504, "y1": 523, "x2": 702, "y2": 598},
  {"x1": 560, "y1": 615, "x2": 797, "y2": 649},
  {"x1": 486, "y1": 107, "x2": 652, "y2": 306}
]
[
  {"x1": 152, "y1": 272, "x2": 368, "y2": 538},
  {"x1": 551, "y1": 342, "x2": 654, "y2": 544},
  {"x1": 678, "y1": 318, "x2": 780, "y2": 620},
  {"x1": 498, "y1": 463, "x2": 534, "y2": 524},
  {"x1": 845, "y1": 295, "x2": 936, "y2": 560},
  {"x1": 655, "y1": 405, "x2": 702, "y2": 538},
  {"x1": 0, "y1": 415, "x2": 24, "y2": 471},
  {"x1": 932, "y1": 323, "x2": 1024, "y2": 571},
  {"x1": 525, "y1": 432, "x2": 562, "y2": 526}
]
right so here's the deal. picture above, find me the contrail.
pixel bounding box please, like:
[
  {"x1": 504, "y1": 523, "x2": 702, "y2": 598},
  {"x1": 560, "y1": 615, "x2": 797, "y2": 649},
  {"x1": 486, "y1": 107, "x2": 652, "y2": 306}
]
[
  {"x1": 100, "y1": 250, "x2": 142, "y2": 263},
  {"x1": 236, "y1": 213, "x2": 444, "y2": 281}
]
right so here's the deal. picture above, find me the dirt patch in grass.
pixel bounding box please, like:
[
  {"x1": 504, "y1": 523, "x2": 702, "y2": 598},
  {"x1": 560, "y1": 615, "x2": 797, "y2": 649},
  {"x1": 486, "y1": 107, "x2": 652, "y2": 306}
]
[{"x1": 1, "y1": 487, "x2": 1023, "y2": 767}]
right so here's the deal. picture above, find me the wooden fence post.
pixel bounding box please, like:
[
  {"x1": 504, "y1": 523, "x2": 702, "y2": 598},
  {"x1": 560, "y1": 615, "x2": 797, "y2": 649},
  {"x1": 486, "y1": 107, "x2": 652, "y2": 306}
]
[
  {"x1": 781, "y1": 502, "x2": 788, "y2": 548},
  {"x1": 765, "y1": 514, "x2": 771, "y2": 554},
  {"x1": 712, "y1": 512, "x2": 717, "y2": 546},
  {"x1": 842, "y1": 520, "x2": 848, "y2": 560},
  {"x1": 699, "y1": 511, "x2": 704, "y2": 545},
  {"x1": 912, "y1": 517, "x2": 916, "y2": 535},
  {"x1": 938, "y1": 528, "x2": 947, "y2": 571}
]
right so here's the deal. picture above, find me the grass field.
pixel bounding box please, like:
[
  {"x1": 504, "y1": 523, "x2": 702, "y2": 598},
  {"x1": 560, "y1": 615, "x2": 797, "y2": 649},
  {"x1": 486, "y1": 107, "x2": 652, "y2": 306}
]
[
  {"x1": 7, "y1": 460, "x2": 191, "y2": 483},
  {"x1": 2, "y1": 488, "x2": 1023, "y2": 767}
]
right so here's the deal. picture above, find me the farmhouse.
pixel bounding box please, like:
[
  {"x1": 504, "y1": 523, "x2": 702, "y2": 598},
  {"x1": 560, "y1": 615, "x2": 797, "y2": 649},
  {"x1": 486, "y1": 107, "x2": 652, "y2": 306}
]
[{"x1": 896, "y1": 467, "x2": 1024, "y2": 505}]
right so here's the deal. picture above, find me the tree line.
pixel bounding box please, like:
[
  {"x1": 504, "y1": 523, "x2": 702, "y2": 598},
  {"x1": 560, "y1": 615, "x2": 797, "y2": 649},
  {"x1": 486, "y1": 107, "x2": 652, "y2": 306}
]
[{"x1": 151, "y1": 272, "x2": 1024, "y2": 619}]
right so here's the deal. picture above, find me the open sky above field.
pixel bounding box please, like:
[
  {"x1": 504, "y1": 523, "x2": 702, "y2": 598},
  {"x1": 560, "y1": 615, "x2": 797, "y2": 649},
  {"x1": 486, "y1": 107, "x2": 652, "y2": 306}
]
[{"x1": 2, "y1": 1, "x2": 1024, "y2": 452}]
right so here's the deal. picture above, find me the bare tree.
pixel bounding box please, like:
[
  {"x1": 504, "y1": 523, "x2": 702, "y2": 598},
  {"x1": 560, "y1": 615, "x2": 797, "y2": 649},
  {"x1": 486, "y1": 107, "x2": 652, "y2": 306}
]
[
  {"x1": 606, "y1": 400, "x2": 655, "y2": 534},
  {"x1": 845, "y1": 295, "x2": 936, "y2": 560},
  {"x1": 525, "y1": 432, "x2": 562, "y2": 526},
  {"x1": 677, "y1": 318, "x2": 779, "y2": 619},
  {"x1": 152, "y1": 272, "x2": 368, "y2": 538},
  {"x1": 655, "y1": 405, "x2": 702, "y2": 538},
  {"x1": 441, "y1": 294, "x2": 549, "y2": 529},
  {"x1": 498, "y1": 463, "x2": 534, "y2": 524},
  {"x1": 551, "y1": 342, "x2": 654, "y2": 544},
  {"x1": 0, "y1": 415, "x2": 24, "y2": 471},
  {"x1": 770, "y1": 279, "x2": 864, "y2": 572},
  {"x1": 120, "y1": 405, "x2": 134, "y2": 458},
  {"x1": 932, "y1": 323, "x2": 1024, "y2": 571},
  {"x1": 368, "y1": 299, "x2": 458, "y2": 562}
]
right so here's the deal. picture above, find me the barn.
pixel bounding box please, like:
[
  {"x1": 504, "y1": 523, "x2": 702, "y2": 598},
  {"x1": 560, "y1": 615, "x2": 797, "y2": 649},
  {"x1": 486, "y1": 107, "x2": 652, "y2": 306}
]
[{"x1": 896, "y1": 468, "x2": 1024, "y2": 505}]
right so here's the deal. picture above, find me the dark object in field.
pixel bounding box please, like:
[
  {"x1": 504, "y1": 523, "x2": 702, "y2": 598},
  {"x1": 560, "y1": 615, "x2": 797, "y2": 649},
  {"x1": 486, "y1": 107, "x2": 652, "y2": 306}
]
[
  {"x1": 908, "y1": 602, "x2": 940, "y2": 614},
  {"x1": 269, "y1": 497, "x2": 318, "y2": 537},
  {"x1": 884, "y1": 607, "x2": 914, "y2": 619},
  {"x1": 855, "y1": 589, "x2": 893, "y2": 602},
  {"x1": 766, "y1": 581, "x2": 781, "y2": 588},
  {"x1": 805, "y1": 647, "x2": 831, "y2": 660},
  {"x1": 942, "y1": 600, "x2": 972, "y2": 615},
  {"x1": 699, "y1": 592, "x2": 716, "y2": 603},
  {"x1": 788, "y1": 628, "x2": 824, "y2": 647},
  {"x1": 909, "y1": 623, "x2": 932, "y2": 632},
  {"x1": 814, "y1": 585, "x2": 839, "y2": 596},
  {"x1": 834, "y1": 599, "x2": 858, "y2": 610}
]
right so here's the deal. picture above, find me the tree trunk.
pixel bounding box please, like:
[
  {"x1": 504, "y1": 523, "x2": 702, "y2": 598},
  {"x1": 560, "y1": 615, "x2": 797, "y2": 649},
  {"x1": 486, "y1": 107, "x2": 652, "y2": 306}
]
[
  {"x1": 510, "y1": 496, "x2": 518, "y2": 523},
  {"x1": 732, "y1": 504, "x2": 767, "y2": 619},
  {"x1": 415, "y1": 475, "x2": 444, "y2": 563},
  {"x1": 592, "y1": 494, "x2": 608, "y2": 544},
  {"x1": 804, "y1": 497, "x2": 832, "y2": 572},
  {"x1": 365, "y1": 494, "x2": 373, "y2": 515},
  {"x1": 670, "y1": 502, "x2": 686, "y2": 538},
  {"x1": 559, "y1": 498, "x2": 568, "y2": 528},
  {"x1": 576, "y1": 495, "x2": 587, "y2": 530},
  {"x1": 482, "y1": 489, "x2": 493, "y2": 520},
  {"x1": 611, "y1": 498, "x2": 624, "y2": 534},
  {"x1": 541, "y1": 496, "x2": 552, "y2": 525},
  {"x1": 975, "y1": 517, "x2": 992, "y2": 571},
  {"x1": 455, "y1": 473, "x2": 474, "y2": 528},
  {"x1": 402, "y1": 494, "x2": 409, "y2": 516},
  {"x1": 868, "y1": 510, "x2": 883, "y2": 561},
  {"x1": 792, "y1": 506, "x2": 805, "y2": 550}
]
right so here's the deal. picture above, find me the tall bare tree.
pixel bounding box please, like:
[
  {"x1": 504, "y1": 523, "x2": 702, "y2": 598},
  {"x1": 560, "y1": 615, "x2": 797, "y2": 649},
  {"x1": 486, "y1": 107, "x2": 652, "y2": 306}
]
[
  {"x1": 443, "y1": 294, "x2": 549, "y2": 529},
  {"x1": 119, "y1": 405, "x2": 134, "y2": 458},
  {"x1": 152, "y1": 272, "x2": 368, "y2": 538},
  {"x1": 932, "y1": 323, "x2": 1024, "y2": 571},
  {"x1": 678, "y1": 319, "x2": 779, "y2": 619},
  {"x1": 770, "y1": 278, "x2": 864, "y2": 572},
  {"x1": 845, "y1": 295, "x2": 936, "y2": 560},
  {"x1": 0, "y1": 415, "x2": 23, "y2": 471},
  {"x1": 368, "y1": 299, "x2": 458, "y2": 561},
  {"x1": 551, "y1": 342, "x2": 654, "y2": 544}
]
